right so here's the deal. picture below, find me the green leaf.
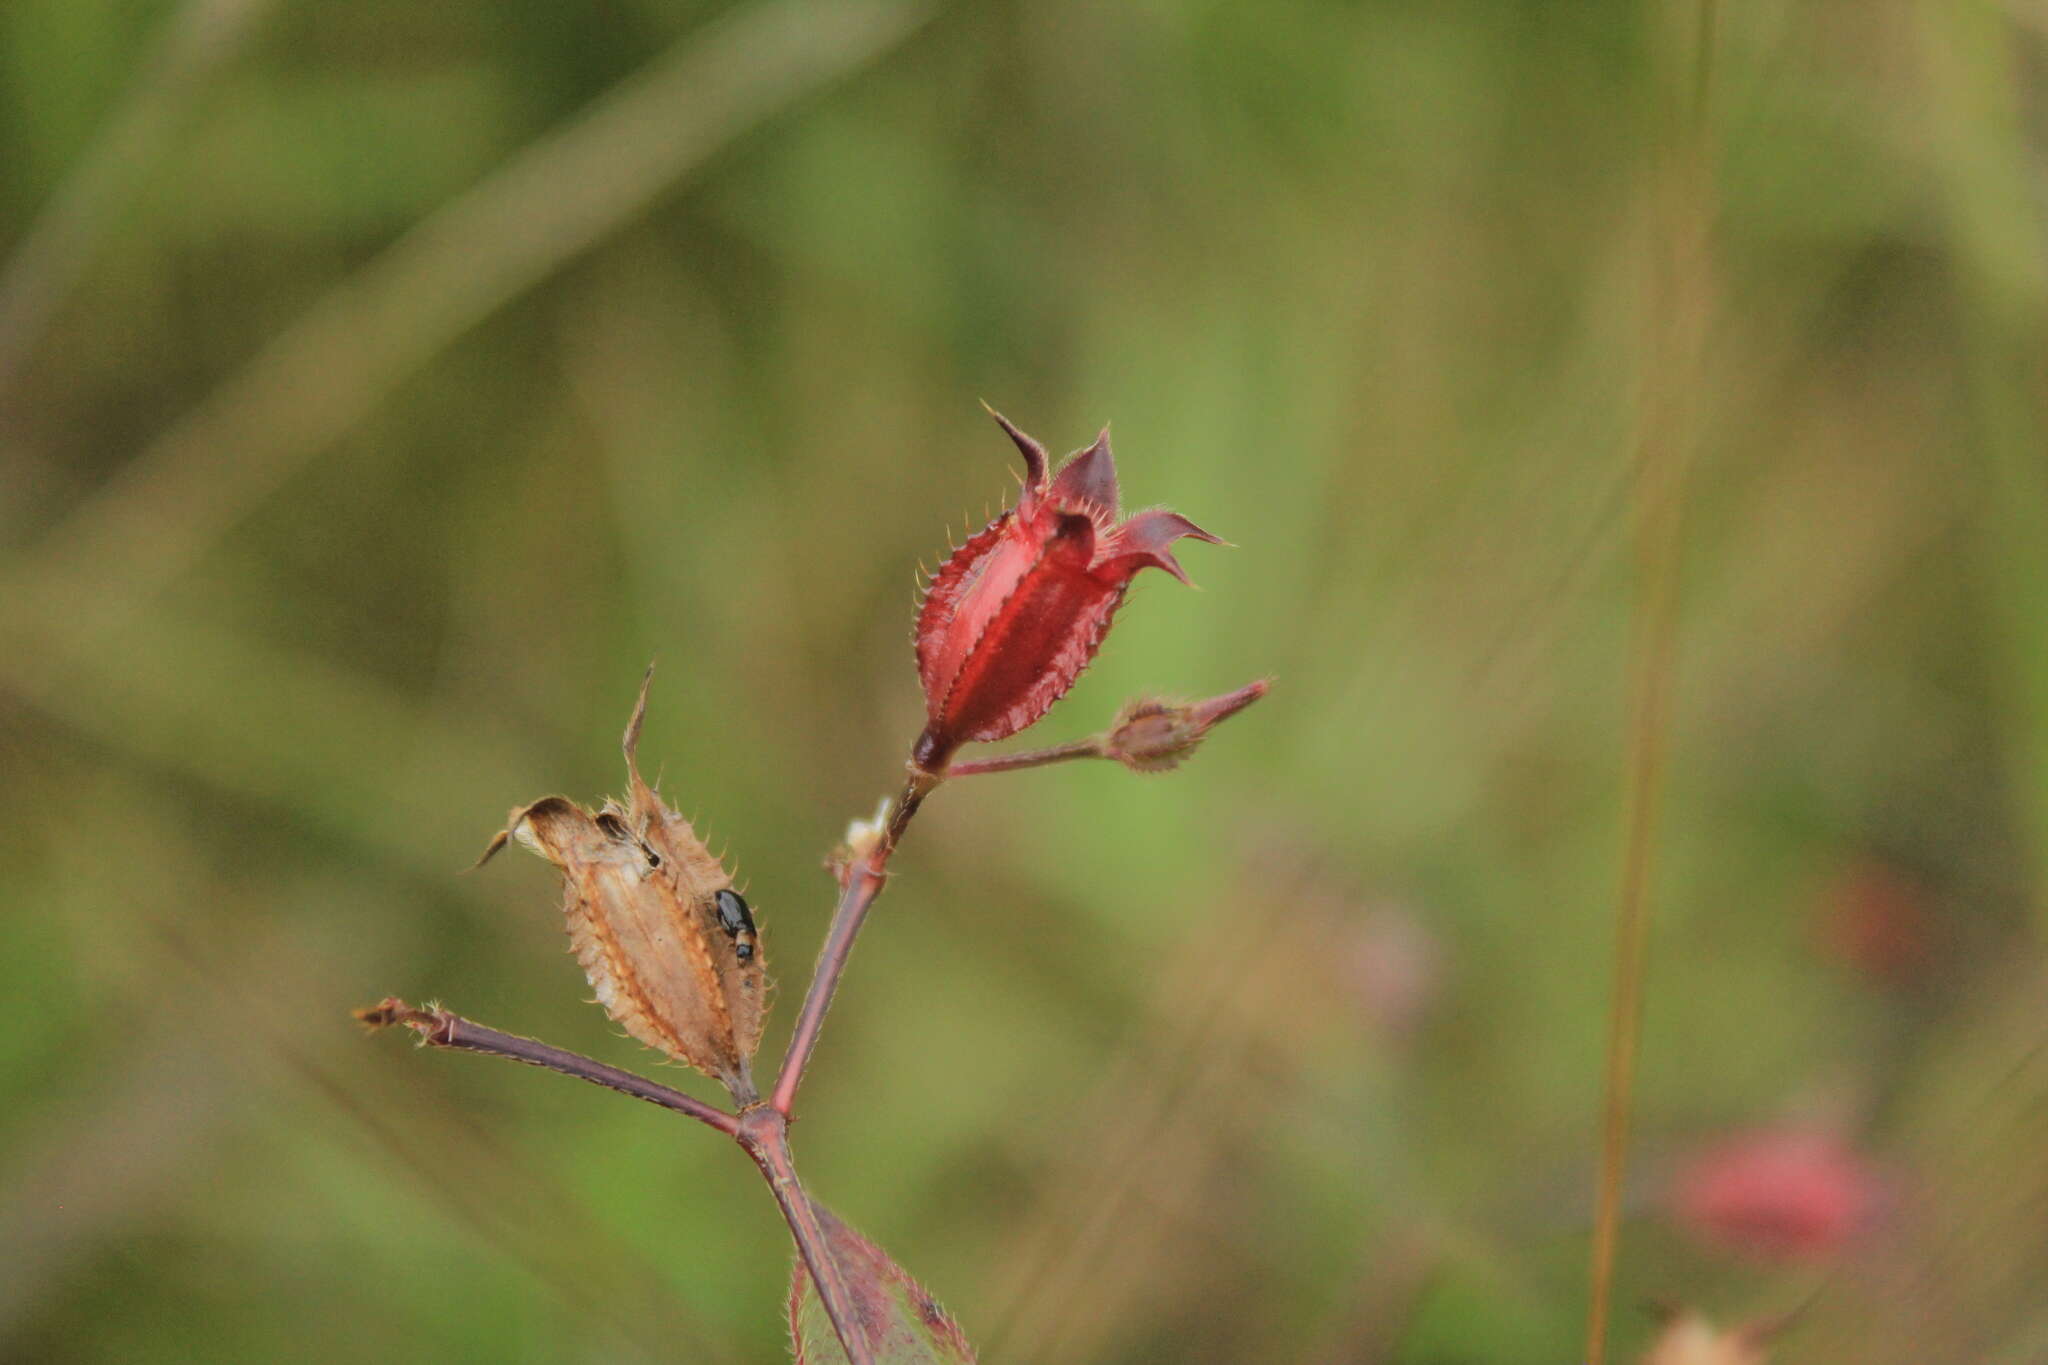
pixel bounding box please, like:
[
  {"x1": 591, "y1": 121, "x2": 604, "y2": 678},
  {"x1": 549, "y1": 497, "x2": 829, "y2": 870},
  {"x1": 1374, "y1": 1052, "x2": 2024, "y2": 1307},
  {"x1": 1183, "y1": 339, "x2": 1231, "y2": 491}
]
[{"x1": 788, "y1": 1202, "x2": 975, "y2": 1364}]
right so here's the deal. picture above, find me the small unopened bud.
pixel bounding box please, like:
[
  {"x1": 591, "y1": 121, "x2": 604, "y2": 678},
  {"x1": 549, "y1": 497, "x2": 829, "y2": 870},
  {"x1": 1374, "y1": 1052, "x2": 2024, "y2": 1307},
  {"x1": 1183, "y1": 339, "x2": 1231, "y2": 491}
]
[{"x1": 1102, "y1": 679, "x2": 1269, "y2": 773}]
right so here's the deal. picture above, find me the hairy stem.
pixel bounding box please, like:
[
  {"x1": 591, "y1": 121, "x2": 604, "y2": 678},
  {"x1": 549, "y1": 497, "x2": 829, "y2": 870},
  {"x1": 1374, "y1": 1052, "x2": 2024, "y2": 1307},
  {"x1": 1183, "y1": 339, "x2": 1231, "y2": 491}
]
[
  {"x1": 943, "y1": 737, "x2": 1102, "y2": 776},
  {"x1": 354, "y1": 999, "x2": 743, "y2": 1136},
  {"x1": 771, "y1": 768, "x2": 939, "y2": 1118},
  {"x1": 740, "y1": 1106, "x2": 874, "y2": 1365}
]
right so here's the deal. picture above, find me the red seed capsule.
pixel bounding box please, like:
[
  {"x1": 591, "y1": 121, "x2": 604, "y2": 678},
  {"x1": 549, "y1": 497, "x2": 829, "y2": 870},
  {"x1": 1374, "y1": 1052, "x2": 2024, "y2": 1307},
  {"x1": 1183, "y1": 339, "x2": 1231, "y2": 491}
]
[{"x1": 913, "y1": 409, "x2": 1223, "y2": 770}]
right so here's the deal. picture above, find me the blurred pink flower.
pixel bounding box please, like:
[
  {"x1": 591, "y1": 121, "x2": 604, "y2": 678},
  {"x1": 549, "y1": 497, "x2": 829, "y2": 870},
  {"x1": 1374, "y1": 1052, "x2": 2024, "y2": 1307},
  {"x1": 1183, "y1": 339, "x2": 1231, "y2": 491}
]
[
  {"x1": 1337, "y1": 903, "x2": 1443, "y2": 1039},
  {"x1": 1815, "y1": 859, "x2": 1934, "y2": 988},
  {"x1": 1669, "y1": 1126, "x2": 1879, "y2": 1262}
]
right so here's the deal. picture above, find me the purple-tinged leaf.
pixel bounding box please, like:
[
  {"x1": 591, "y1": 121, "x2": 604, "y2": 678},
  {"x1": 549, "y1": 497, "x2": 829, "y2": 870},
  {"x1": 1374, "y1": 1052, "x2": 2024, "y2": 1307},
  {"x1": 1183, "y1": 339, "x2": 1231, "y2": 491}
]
[{"x1": 789, "y1": 1203, "x2": 975, "y2": 1364}]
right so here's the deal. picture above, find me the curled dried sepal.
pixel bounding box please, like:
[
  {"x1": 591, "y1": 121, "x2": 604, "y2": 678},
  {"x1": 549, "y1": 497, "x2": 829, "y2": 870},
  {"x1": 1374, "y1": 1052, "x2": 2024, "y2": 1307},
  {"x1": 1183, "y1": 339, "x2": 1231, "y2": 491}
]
[
  {"x1": 478, "y1": 668, "x2": 768, "y2": 1100},
  {"x1": 1102, "y1": 679, "x2": 1269, "y2": 773},
  {"x1": 826, "y1": 796, "x2": 894, "y2": 889},
  {"x1": 353, "y1": 997, "x2": 449, "y2": 1041}
]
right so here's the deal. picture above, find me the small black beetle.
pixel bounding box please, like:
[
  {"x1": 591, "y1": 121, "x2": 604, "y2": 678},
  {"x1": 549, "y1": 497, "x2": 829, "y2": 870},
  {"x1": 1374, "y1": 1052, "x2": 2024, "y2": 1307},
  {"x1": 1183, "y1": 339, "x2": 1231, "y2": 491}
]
[{"x1": 714, "y1": 888, "x2": 757, "y2": 962}]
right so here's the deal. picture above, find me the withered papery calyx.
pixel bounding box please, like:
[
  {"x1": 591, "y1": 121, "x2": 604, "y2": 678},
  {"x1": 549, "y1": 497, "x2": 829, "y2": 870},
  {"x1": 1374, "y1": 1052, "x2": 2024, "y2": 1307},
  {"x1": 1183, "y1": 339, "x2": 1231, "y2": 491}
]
[{"x1": 478, "y1": 669, "x2": 767, "y2": 1099}]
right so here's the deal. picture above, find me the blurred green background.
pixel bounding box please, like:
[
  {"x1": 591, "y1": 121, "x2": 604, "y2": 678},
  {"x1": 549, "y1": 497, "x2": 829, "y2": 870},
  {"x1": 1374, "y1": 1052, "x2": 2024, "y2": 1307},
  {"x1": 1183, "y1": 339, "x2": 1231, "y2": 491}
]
[{"x1": 7, "y1": 0, "x2": 2048, "y2": 1360}]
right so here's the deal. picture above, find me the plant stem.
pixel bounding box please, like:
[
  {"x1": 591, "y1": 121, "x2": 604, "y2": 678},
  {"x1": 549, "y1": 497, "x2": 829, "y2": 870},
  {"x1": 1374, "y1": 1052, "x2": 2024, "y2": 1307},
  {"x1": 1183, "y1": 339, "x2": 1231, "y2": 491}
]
[
  {"x1": 356, "y1": 1000, "x2": 877, "y2": 1364},
  {"x1": 0, "y1": 0, "x2": 275, "y2": 394},
  {"x1": 943, "y1": 737, "x2": 1102, "y2": 776},
  {"x1": 770, "y1": 769, "x2": 939, "y2": 1118},
  {"x1": 354, "y1": 999, "x2": 742, "y2": 1137},
  {"x1": 738, "y1": 1105, "x2": 875, "y2": 1365},
  {"x1": 1584, "y1": 4, "x2": 1710, "y2": 1361}
]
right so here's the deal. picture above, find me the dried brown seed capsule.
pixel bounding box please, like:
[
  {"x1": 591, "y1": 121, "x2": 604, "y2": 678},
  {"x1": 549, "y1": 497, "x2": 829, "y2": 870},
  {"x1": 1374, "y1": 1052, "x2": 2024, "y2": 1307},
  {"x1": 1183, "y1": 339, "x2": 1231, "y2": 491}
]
[{"x1": 478, "y1": 667, "x2": 767, "y2": 1100}]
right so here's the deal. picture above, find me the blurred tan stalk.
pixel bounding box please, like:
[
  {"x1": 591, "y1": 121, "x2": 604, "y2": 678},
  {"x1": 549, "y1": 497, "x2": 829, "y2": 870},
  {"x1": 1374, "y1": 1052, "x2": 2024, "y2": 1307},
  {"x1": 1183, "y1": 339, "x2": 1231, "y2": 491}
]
[
  {"x1": 0, "y1": 0, "x2": 275, "y2": 391},
  {"x1": 1, "y1": 0, "x2": 929, "y2": 686}
]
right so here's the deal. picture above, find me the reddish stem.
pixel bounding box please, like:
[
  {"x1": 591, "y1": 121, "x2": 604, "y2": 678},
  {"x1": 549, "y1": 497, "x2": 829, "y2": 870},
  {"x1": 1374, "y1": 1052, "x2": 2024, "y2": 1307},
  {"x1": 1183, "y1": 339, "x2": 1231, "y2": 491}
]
[
  {"x1": 942, "y1": 737, "x2": 1102, "y2": 776},
  {"x1": 355, "y1": 1000, "x2": 741, "y2": 1137},
  {"x1": 357, "y1": 1000, "x2": 875, "y2": 1365},
  {"x1": 738, "y1": 1105, "x2": 874, "y2": 1365},
  {"x1": 770, "y1": 769, "x2": 939, "y2": 1118}
]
